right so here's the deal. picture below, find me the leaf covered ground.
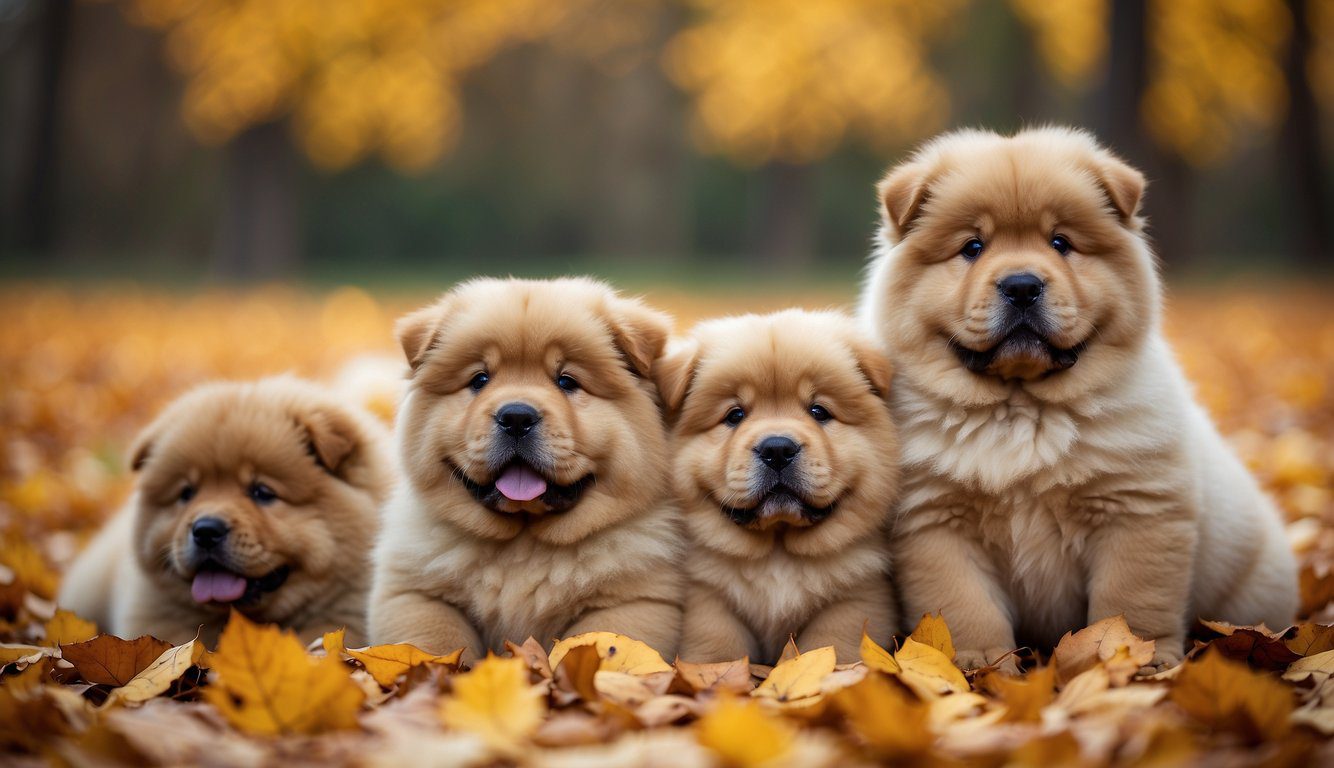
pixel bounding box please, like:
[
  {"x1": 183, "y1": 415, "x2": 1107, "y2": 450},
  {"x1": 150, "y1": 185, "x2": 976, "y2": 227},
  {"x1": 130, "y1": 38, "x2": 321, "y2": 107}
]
[{"x1": 2, "y1": 284, "x2": 1334, "y2": 766}]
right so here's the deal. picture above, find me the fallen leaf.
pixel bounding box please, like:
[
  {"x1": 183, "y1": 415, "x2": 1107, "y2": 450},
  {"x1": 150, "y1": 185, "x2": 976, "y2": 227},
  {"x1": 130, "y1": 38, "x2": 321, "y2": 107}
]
[
  {"x1": 322, "y1": 628, "x2": 346, "y2": 657},
  {"x1": 103, "y1": 638, "x2": 203, "y2": 706},
  {"x1": 549, "y1": 632, "x2": 672, "y2": 676},
  {"x1": 1285, "y1": 623, "x2": 1334, "y2": 657},
  {"x1": 1282, "y1": 648, "x2": 1334, "y2": 686},
  {"x1": 0, "y1": 642, "x2": 56, "y2": 668},
  {"x1": 981, "y1": 665, "x2": 1055, "y2": 722},
  {"x1": 634, "y1": 694, "x2": 699, "y2": 727},
  {"x1": 555, "y1": 643, "x2": 602, "y2": 704},
  {"x1": 1052, "y1": 615, "x2": 1155, "y2": 685},
  {"x1": 507, "y1": 637, "x2": 553, "y2": 680},
  {"x1": 674, "y1": 657, "x2": 753, "y2": 694},
  {"x1": 908, "y1": 613, "x2": 955, "y2": 660},
  {"x1": 1199, "y1": 621, "x2": 1301, "y2": 670},
  {"x1": 440, "y1": 654, "x2": 544, "y2": 756},
  {"x1": 202, "y1": 613, "x2": 362, "y2": 734},
  {"x1": 348, "y1": 643, "x2": 463, "y2": 687},
  {"x1": 0, "y1": 532, "x2": 58, "y2": 599},
  {"x1": 696, "y1": 696, "x2": 794, "y2": 766},
  {"x1": 776, "y1": 637, "x2": 799, "y2": 665},
  {"x1": 831, "y1": 672, "x2": 932, "y2": 758},
  {"x1": 752, "y1": 646, "x2": 835, "y2": 706},
  {"x1": 42, "y1": 610, "x2": 97, "y2": 647},
  {"x1": 60, "y1": 635, "x2": 172, "y2": 686},
  {"x1": 859, "y1": 632, "x2": 900, "y2": 674},
  {"x1": 894, "y1": 637, "x2": 968, "y2": 699},
  {"x1": 1170, "y1": 648, "x2": 1293, "y2": 741}
]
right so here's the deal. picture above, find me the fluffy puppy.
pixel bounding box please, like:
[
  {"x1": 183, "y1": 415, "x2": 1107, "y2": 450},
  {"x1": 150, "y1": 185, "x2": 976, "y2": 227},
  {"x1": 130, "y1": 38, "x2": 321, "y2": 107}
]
[
  {"x1": 662, "y1": 310, "x2": 899, "y2": 664},
  {"x1": 859, "y1": 126, "x2": 1298, "y2": 671},
  {"x1": 369, "y1": 278, "x2": 683, "y2": 660},
  {"x1": 58, "y1": 377, "x2": 393, "y2": 646}
]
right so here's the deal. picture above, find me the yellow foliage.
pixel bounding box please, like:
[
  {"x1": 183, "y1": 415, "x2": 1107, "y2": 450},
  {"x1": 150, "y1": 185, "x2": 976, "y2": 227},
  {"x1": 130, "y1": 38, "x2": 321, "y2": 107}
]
[
  {"x1": 1010, "y1": 0, "x2": 1108, "y2": 87},
  {"x1": 664, "y1": 0, "x2": 963, "y2": 164},
  {"x1": 42, "y1": 610, "x2": 97, "y2": 647},
  {"x1": 859, "y1": 632, "x2": 900, "y2": 674},
  {"x1": 549, "y1": 631, "x2": 673, "y2": 675},
  {"x1": 1172, "y1": 649, "x2": 1295, "y2": 740},
  {"x1": 696, "y1": 695, "x2": 795, "y2": 766},
  {"x1": 203, "y1": 613, "x2": 363, "y2": 735},
  {"x1": 752, "y1": 645, "x2": 836, "y2": 706},
  {"x1": 894, "y1": 637, "x2": 969, "y2": 699},
  {"x1": 440, "y1": 654, "x2": 545, "y2": 755},
  {"x1": 908, "y1": 612, "x2": 955, "y2": 660}
]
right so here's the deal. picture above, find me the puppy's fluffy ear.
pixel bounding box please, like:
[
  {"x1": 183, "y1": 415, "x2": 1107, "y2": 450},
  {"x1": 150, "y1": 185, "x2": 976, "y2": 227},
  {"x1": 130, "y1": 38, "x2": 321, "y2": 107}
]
[
  {"x1": 878, "y1": 159, "x2": 933, "y2": 238},
  {"x1": 396, "y1": 302, "x2": 444, "y2": 371},
  {"x1": 1094, "y1": 151, "x2": 1147, "y2": 224},
  {"x1": 299, "y1": 406, "x2": 361, "y2": 476},
  {"x1": 604, "y1": 296, "x2": 673, "y2": 379},
  {"x1": 848, "y1": 338, "x2": 894, "y2": 399},
  {"x1": 653, "y1": 338, "x2": 699, "y2": 412},
  {"x1": 128, "y1": 424, "x2": 159, "y2": 472}
]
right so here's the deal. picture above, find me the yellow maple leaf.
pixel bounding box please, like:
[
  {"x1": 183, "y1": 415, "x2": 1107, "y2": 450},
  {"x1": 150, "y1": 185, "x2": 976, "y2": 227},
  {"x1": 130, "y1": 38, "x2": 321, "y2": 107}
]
[
  {"x1": 908, "y1": 613, "x2": 956, "y2": 660},
  {"x1": 1170, "y1": 649, "x2": 1293, "y2": 740},
  {"x1": 104, "y1": 637, "x2": 204, "y2": 706},
  {"x1": 548, "y1": 632, "x2": 672, "y2": 675},
  {"x1": 981, "y1": 665, "x2": 1056, "y2": 722},
  {"x1": 346, "y1": 643, "x2": 463, "y2": 687},
  {"x1": 203, "y1": 613, "x2": 363, "y2": 735},
  {"x1": 42, "y1": 610, "x2": 97, "y2": 647},
  {"x1": 440, "y1": 654, "x2": 544, "y2": 755},
  {"x1": 894, "y1": 637, "x2": 969, "y2": 699},
  {"x1": 697, "y1": 695, "x2": 795, "y2": 767},
  {"x1": 859, "y1": 632, "x2": 900, "y2": 674},
  {"x1": 752, "y1": 645, "x2": 835, "y2": 706},
  {"x1": 832, "y1": 672, "x2": 932, "y2": 758}
]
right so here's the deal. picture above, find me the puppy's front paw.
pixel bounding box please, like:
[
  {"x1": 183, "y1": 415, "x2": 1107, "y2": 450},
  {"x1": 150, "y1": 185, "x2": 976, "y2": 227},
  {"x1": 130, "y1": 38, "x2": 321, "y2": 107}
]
[
  {"x1": 1138, "y1": 645, "x2": 1185, "y2": 676},
  {"x1": 956, "y1": 647, "x2": 1020, "y2": 675}
]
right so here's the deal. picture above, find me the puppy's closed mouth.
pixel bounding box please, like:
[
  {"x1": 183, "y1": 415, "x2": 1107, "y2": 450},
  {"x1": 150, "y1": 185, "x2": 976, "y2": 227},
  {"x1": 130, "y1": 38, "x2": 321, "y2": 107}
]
[
  {"x1": 719, "y1": 485, "x2": 836, "y2": 531},
  {"x1": 950, "y1": 325, "x2": 1086, "y2": 380},
  {"x1": 190, "y1": 561, "x2": 290, "y2": 606},
  {"x1": 450, "y1": 460, "x2": 591, "y2": 516}
]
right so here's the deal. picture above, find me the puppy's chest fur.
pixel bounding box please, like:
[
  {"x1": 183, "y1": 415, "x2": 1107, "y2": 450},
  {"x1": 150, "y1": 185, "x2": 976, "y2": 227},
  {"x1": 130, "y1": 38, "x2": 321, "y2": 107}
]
[
  {"x1": 694, "y1": 542, "x2": 888, "y2": 658},
  {"x1": 419, "y1": 511, "x2": 682, "y2": 649},
  {"x1": 895, "y1": 379, "x2": 1183, "y2": 644}
]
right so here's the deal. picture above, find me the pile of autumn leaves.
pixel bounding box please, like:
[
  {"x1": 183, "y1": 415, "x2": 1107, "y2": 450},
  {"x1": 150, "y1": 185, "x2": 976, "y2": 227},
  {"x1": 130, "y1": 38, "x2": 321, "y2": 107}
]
[{"x1": 3, "y1": 536, "x2": 1334, "y2": 767}]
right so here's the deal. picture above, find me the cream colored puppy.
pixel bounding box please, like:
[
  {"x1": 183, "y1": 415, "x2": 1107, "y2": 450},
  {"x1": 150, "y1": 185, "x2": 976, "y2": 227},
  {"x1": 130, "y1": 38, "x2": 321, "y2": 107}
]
[
  {"x1": 662, "y1": 311, "x2": 899, "y2": 664},
  {"x1": 369, "y1": 278, "x2": 684, "y2": 661},
  {"x1": 58, "y1": 377, "x2": 394, "y2": 646},
  {"x1": 859, "y1": 127, "x2": 1298, "y2": 671}
]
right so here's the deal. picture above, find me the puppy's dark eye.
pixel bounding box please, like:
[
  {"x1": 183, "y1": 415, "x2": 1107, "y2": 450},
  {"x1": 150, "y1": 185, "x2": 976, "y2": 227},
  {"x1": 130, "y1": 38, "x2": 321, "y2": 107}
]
[
  {"x1": 960, "y1": 238, "x2": 984, "y2": 260},
  {"x1": 1050, "y1": 234, "x2": 1072, "y2": 255},
  {"x1": 178, "y1": 485, "x2": 196, "y2": 504},
  {"x1": 555, "y1": 374, "x2": 580, "y2": 392},
  {"x1": 248, "y1": 483, "x2": 278, "y2": 505},
  {"x1": 808, "y1": 404, "x2": 833, "y2": 423},
  {"x1": 468, "y1": 372, "x2": 490, "y2": 392},
  {"x1": 723, "y1": 407, "x2": 746, "y2": 427}
]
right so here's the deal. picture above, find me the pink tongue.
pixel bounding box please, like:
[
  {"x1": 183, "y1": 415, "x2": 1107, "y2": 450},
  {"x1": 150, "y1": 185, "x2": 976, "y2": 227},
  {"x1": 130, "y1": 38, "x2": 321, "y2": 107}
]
[
  {"x1": 191, "y1": 570, "x2": 248, "y2": 604},
  {"x1": 495, "y1": 464, "x2": 548, "y2": 502}
]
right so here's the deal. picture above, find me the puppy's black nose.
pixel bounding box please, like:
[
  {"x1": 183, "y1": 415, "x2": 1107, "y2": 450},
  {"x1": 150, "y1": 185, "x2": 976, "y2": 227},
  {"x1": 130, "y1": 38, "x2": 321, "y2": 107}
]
[
  {"x1": 998, "y1": 273, "x2": 1045, "y2": 308},
  {"x1": 191, "y1": 517, "x2": 229, "y2": 549},
  {"x1": 756, "y1": 436, "x2": 801, "y2": 471},
  {"x1": 495, "y1": 402, "x2": 541, "y2": 438}
]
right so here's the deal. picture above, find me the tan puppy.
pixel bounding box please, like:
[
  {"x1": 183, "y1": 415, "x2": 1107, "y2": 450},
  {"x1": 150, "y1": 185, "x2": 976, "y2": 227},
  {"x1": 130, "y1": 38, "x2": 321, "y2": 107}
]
[
  {"x1": 859, "y1": 127, "x2": 1299, "y2": 671},
  {"x1": 369, "y1": 278, "x2": 684, "y2": 660},
  {"x1": 58, "y1": 377, "x2": 394, "y2": 646},
  {"x1": 662, "y1": 310, "x2": 899, "y2": 664}
]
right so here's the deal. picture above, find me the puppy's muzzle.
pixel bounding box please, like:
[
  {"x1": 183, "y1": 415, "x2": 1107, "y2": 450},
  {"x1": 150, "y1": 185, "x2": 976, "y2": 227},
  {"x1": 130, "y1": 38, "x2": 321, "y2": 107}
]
[{"x1": 495, "y1": 402, "x2": 541, "y2": 439}]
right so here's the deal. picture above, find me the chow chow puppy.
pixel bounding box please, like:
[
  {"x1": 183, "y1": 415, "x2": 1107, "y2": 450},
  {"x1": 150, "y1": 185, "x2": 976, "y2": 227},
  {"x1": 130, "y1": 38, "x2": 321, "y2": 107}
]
[
  {"x1": 369, "y1": 278, "x2": 684, "y2": 660},
  {"x1": 58, "y1": 377, "x2": 394, "y2": 646},
  {"x1": 859, "y1": 126, "x2": 1299, "y2": 671},
  {"x1": 661, "y1": 310, "x2": 899, "y2": 664}
]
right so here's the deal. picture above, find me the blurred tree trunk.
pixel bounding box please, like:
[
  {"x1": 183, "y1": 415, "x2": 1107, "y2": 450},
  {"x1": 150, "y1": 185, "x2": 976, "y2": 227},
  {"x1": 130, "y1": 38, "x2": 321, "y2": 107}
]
[
  {"x1": 213, "y1": 121, "x2": 299, "y2": 280},
  {"x1": 13, "y1": 0, "x2": 72, "y2": 253},
  {"x1": 589, "y1": 6, "x2": 689, "y2": 262},
  {"x1": 1280, "y1": 0, "x2": 1331, "y2": 268},
  {"x1": 1102, "y1": 0, "x2": 1192, "y2": 268},
  {"x1": 749, "y1": 162, "x2": 814, "y2": 273}
]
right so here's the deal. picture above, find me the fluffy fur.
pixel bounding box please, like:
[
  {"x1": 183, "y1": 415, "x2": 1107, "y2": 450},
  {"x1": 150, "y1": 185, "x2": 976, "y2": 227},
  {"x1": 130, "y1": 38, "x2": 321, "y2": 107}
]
[
  {"x1": 859, "y1": 127, "x2": 1298, "y2": 671},
  {"x1": 57, "y1": 377, "x2": 394, "y2": 646},
  {"x1": 662, "y1": 310, "x2": 899, "y2": 664},
  {"x1": 369, "y1": 277, "x2": 684, "y2": 660}
]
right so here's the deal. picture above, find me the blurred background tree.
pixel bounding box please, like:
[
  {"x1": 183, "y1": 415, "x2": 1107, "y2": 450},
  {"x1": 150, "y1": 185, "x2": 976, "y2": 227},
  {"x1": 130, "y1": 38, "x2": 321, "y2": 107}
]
[{"x1": 0, "y1": 0, "x2": 1329, "y2": 284}]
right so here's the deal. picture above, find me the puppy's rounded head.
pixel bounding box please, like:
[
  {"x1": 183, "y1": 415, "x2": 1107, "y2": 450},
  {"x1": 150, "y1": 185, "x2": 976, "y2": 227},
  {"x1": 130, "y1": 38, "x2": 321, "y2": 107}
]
[
  {"x1": 396, "y1": 277, "x2": 673, "y2": 545},
  {"x1": 130, "y1": 377, "x2": 391, "y2": 624},
  {"x1": 661, "y1": 310, "x2": 899, "y2": 559},
  {"x1": 867, "y1": 126, "x2": 1158, "y2": 406}
]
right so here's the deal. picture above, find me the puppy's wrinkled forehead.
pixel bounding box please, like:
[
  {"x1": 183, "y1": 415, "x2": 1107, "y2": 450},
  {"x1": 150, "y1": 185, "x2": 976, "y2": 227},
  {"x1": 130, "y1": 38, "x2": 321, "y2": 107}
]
[{"x1": 421, "y1": 282, "x2": 632, "y2": 385}]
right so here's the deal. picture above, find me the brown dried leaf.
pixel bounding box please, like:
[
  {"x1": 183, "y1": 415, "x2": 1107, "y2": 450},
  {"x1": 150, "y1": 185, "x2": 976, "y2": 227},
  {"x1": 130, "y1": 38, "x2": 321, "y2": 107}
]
[
  {"x1": 1052, "y1": 615, "x2": 1155, "y2": 685},
  {"x1": 674, "y1": 657, "x2": 752, "y2": 694},
  {"x1": 60, "y1": 635, "x2": 172, "y2": 686}
]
